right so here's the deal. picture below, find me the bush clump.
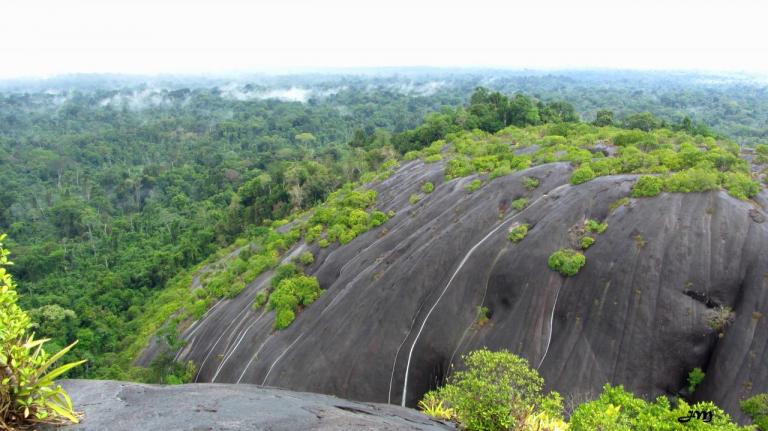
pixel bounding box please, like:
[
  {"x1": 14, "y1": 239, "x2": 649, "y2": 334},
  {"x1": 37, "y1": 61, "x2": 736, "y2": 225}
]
[
  {"x1": 252, "y1": 290, "x2": 268, "y2": 310},
  {"x1": 570, "y1": 384, "x2": 749, "y2": 430},
  {"x1": 687, "y1": 367, "x2": 705, "y2": 393},
  {"x1": 507, "y1": 224, "x2": 529, "y2": 243},
  {"x1": 298, "y1": 251, "x2": 314, "y2": 266},
  {"x1": 741, "y1": 393, "x2": 768, "y2": 431},
  {"x1": 511, "y1": 198, "x2": 528, "y2": 211},
  {"x1": 523, "y1": 176, "x2": 540, "y2": 190},
  {"x1": 267, "y1": 274, "x2": 322, "y2": 329},
  {"x1": 420, "y1": 349, "x2": 564, "y2": 431},
  {"x1": 548, "y1": 248, "x2": 586, "y2": 276},
  {"x1": 632, "y1": 175, "x2": 664, "y2": 197},
  {"x1": 580, "y1": 236, "x2": 595, "y2": 249},
  {"x1": 421, "y1": 182, "x2": 434, "y2": 194},
  {"x1": 585, "y1": 219, "x2": 608, "y2": 234},
  {"x1": 465, "y1": 179, "x2": 482, "y2": 193},
  {"x1": 570, "y1": 165, "x2": 596, "y2": 185}
]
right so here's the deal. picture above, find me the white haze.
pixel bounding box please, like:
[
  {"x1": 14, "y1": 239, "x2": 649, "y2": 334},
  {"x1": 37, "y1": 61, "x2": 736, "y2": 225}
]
[{"x1": 1, "y1": 0, "x2": 767, "y2": 78}]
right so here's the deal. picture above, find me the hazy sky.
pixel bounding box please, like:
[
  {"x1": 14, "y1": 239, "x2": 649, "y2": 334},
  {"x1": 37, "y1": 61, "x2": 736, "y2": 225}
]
[{"x1": 1, "y1": 0, "x2": 767, "y2": 78}]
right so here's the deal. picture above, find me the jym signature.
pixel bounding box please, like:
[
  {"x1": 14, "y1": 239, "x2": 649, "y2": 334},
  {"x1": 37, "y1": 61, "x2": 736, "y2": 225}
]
[{"x1": 678, "y1": 410, "x2": 714, "y2": 423}]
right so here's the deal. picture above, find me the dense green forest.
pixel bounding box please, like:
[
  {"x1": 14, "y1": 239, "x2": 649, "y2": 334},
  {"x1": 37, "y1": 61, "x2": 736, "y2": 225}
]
[{"x1": 1, "y1": 72, "x2": 766, "y2": 379}]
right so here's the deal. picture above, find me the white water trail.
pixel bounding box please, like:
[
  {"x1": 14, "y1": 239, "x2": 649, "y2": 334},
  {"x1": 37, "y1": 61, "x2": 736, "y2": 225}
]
[
  {"x1": 537, "y1": 285, "x2": 561, "y2": 369},
  {"x1": 262, "y1": 334, "x2": 305, "y2": 385},
  {"x1": 211, "y1": 309, "x2": 266, "y2": 382},
  {"x1": 194, "y1": 304, "x2": 251, "y2": 382}
]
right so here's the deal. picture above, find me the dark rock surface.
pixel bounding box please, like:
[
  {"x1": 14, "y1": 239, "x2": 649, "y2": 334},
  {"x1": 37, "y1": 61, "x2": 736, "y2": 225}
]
[
  {"x1": 147, "y1": 159, "x2": 768, "y2": 420},
  {"x1": 52, "y1": 380, "x2": 454, "y2": 431}
]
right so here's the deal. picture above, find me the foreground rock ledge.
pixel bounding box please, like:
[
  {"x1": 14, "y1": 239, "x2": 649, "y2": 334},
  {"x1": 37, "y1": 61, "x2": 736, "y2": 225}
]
[{"x1": 51, "y1": 380, "x2": 455, "y2": 431}]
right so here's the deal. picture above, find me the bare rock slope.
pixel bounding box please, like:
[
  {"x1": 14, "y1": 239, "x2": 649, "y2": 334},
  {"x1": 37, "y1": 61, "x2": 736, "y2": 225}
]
[
  {"x1": 52, "y1": 380, "x2": 453, "y2": 431},
  {"x1": 161, "y1": 160, "x2": 768, "y2": 418}
]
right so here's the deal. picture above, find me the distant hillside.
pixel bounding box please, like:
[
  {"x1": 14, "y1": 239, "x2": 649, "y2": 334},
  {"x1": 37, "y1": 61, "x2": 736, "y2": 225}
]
[{"x1": 138, "y1": 122, "x2": 767, "y2": 422}]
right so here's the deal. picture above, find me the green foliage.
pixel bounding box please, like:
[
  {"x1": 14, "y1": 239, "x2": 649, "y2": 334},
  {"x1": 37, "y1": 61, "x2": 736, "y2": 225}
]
[
  {"x1": 511, "y1": 198, "x2": 529, "y2": 211},
  {"x1": 507, "y1": 224, "x2": 529, "y2": 243},
  {"x1": 570, "y1": 384, "x2": 751, "y2": 430},
  {"x1": 409, "y1": 194, "x2": 421, "y2": 204},
  {"x1": 741, "y1": 394, "x2": 768, "y2": 431},
  {"x1": 421, "y1": 349, "x2": 557, "y2": 431},
  {"x1": 267, "y1": 274, "x2": 321, "y2": 330},
  {"x1": 298, "y1": 251, "x2": 314, "y2": 266},
  {"x1": 421, "y1": 182, "x2": 434, "y2": 194},
  {"x1": 252, "y1": 291, "x2": 268, "y2": 310},
  {"x1": 465, "y1": 179, "x2": 482, "y2": 193},
  {"x1": 523, "y1": 176, "x2": 540, "y2": 190},
  {"x1": 609, "y1": 197, "x2": 629, "y2": 212},
  {"x1": 570, "y1": 165, "x2": 596, "y2": 185},
  {"x1": 548, "y1": 249, "x2": 586, "y2": 276},
  {"x1": 585, "y1": 219, "x2": 608, "y2": 234},
  {"x1": 723, "y1": 172, "x2": 760, "y2": 200},
  {"x1": 665, "y1": 167, "x2": 720, "y2": 193},
  {"x1": 475, "y1": 306, "x2": 490, "y2": 326},
  {"x1": 580, "y1": 236, "x2": 595, "y2": 249},
  {"x1": 632, "y1": 175, "x2": 664, "y2": 197},
  {"x1": 687, "y1": 367, "x2": 705, "y2": 393},
  {"x1": 424, "y1": 154, "x2": 443, "y2": 163},
  {"x1": 0, "y1": 235, "x2": 85, "y2": 428}
]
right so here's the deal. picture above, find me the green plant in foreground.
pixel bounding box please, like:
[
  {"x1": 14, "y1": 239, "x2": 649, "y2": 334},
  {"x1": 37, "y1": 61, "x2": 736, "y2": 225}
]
[
  {"x1": 741, "y1": 393, "x2": 768, "y2": 431},
  {"x1": 1, "y1": 235, "x2": 86, "y2": 429},
  {"x1": 507, "y1": 224, "x2": 529, "y2": 243},
  {"x1": 418, "y1": 392, "x2": 454, "y2": 420},
  {"x1": 409, "y1": 194, "x2": 421, "y2": 204},
  {"x1": 548, "y1": 248, "x2": 586, "y2": 276},
  {"x1": 570, "y1": 384, "x2": 750, "y2": 430},
  {"x1": 421, "y1": 182, "x2": 434, "y2": 194},
  {"x1": 687, "y1": 367, "x2": 705, "y2": 393},
  {"x1": 420, "y1": 349, "x2": 563, "y2": 431}
]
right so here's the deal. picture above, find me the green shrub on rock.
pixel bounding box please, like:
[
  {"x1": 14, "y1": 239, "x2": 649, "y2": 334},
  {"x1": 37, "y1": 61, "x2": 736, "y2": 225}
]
[
  {"x1": 523, "y1": 176, "x2": 540, "y2": 190},
  {"x1": 507, "y1": 224, "x2": 529, "y2": 243},
  {"x1": 511, "y1": 197, "x2": 529, "y2": 211},
  {"x1": 687, "y1": 367, "x2": 705, "y2": 393},
  {"x1": 632, "y1": 175, "x2": 664, "y2": 197},
  {"x1": 570, "y1": 384, "x2": 750, "y2": 431},
  {"x1": 580, "y1": 236, "x2": 595, "y2": 249},
  {"x1": 299, "y1": 251, "x2": 314, "y2": 265},
  {"x1": 465, "y1": 179, "x2": 482, "y2": 193},
  {"x1": 267, "y1": 275, "x2": 322, "y2": 330},
  {"x1": 421, "y1": 182, "x2": 434, "y2": 193},
  {"x1": 585, "y1": 219, "x2": 608, "y2": 234},
  {"x1": 723, "y1": 172, "x2": 760, "y2": 200},
  {"x1": 741, "y1": 393, "x2": 768, "y2": 431},
  {"x1": 420, "y1": 349, "x2": 562, "y2": 431},
  {"x1": 570, "y1": 165, "x2": 596, "y2": 185},
  {"x1": 548, "y1": 248, "x2": 586, "y2": 276}
]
